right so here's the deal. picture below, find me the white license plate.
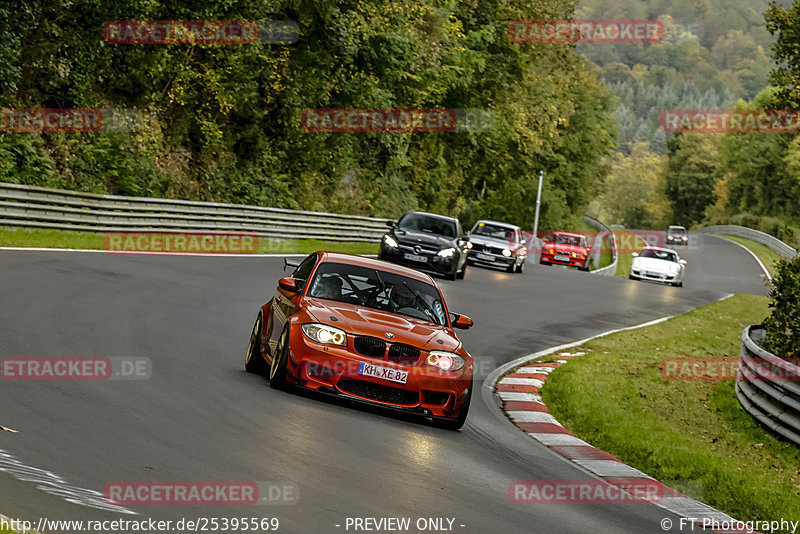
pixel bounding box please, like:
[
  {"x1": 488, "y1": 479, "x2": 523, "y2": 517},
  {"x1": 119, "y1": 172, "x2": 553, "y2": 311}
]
[
  {"x1": 476, "y1": 253, "x2": 495, "y2": 261},
  {"x1": 358, "y1": 362, "x2": 408, "y2": 384},
  {"x1": 404, "y1": 253, "x2": 427, "y2": 263},
  {"x1": 554, "y1": 255, "x2": 569, "y2": 262}
]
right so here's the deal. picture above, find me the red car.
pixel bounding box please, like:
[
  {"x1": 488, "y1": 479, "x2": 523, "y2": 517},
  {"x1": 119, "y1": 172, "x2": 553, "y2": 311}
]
[
  {"x1": 539, "y1": 232, "x2": 592, "y2": 271},
  {"x1": 245, "y1": 252, "x2": 475, "y2": 429}
]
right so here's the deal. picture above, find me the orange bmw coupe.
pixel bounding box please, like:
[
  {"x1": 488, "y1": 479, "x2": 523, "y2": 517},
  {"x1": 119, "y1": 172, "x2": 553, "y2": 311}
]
[{"x1": 245, "y1": 252, "x2": 475, "y2": 429}]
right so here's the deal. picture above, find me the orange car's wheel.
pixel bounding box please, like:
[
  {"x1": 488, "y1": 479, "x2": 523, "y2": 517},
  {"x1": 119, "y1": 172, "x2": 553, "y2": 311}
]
[
  {"x1": 245, "y1": 314, "x2": 266, "y2": 375},
  {"x1": 269, "y1": 325, "x2": 290, "y2": 389},
  {"x1": 436, "y1": 378, "x2": 472, "y2": 431}
]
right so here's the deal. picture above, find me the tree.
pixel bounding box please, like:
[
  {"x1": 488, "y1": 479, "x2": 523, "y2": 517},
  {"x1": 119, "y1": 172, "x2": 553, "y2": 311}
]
[
  {"x1": 765, "y1": 0, "x2": 800, "y2": 108},
  {"x1": 595, "y1": 142, "x2": 669, "y2": 228},
  {"x1": 664, "y1": 133, "x2": 721, "y2": 226}
]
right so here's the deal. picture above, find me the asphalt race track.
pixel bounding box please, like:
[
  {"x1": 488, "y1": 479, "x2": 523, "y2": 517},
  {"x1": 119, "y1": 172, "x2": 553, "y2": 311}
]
[{"x1": 0, "y1": 233, "x2": 768, "y2": 533}]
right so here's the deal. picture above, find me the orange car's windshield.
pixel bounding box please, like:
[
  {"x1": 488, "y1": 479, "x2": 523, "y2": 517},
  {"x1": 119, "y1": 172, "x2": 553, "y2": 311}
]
[{"x1": 307, "y1": 262, "x2": 448, "y2": 326}]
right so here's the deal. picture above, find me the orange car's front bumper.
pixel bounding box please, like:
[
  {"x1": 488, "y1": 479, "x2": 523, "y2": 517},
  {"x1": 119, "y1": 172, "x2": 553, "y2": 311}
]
[{"x1": 282, "y1": 326, "x2": 472, "y2": 419}]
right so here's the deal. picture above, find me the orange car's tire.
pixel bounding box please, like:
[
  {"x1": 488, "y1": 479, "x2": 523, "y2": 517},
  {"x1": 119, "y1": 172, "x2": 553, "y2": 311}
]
[
  {"x1": 269, "y1": 325, "x2": 290, "y2": 389},
  {"x1": 245, "y1": 314, "x2": 267, "y2": 375},
  {"x1": 436, "y1": 379, "x2": 472, "y2": 431}
]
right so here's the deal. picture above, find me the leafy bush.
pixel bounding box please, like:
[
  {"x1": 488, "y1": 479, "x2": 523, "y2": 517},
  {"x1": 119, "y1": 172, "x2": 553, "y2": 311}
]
[{"x1": 763, "y1": 254, "x2": 800, "y2": 359}]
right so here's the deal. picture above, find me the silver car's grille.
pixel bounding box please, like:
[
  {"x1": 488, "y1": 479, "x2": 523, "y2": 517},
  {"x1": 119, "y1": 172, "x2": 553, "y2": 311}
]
[{"x1": 477, "y1": 244, "x2": 506, "y2": 255}]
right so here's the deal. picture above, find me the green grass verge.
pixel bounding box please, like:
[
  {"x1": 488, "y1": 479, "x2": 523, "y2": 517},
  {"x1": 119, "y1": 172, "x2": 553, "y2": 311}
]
[
  {"x1": 713, "y1": 234, "x2": 784, "y2": 279},
  {"x1": 541, "y1": 294, "x2": 800, "y2": 531},
  {"x1": 0, "y1": 227, "x2": 378, "y2": 255},
  {"x1": 0, "y1": 227, "x2": 105, "y2": 249},
  {"x1": 614, "y1": 229, "x2": 647, "y2": 277}
]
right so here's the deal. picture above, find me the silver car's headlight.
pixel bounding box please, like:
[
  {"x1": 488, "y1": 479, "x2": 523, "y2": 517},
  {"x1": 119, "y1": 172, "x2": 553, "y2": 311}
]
[
  {"x1": 437, "y1": 248, "x2": 456, "y2": 258},
  {"x1": 502, "y1": 248, "x2": 512, "y2": 257},
  {"x1": 426, "y1": 351, "x2": 466, "y2": 371},
  {"x1": 383, "y1": 235, "x2": 398, "y2": 248},
  {"x1": 302, "y1": 323, "x2": 347, "y2": 346}
]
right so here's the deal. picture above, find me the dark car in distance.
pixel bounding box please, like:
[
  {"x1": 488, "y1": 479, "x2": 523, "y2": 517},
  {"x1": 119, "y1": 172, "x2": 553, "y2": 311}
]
[
  {"x1": 466, "y1": 220, "x2": 527, "y2": 273},
  {"x1": 666, "y1": 225, "x2": 689, "y2": 246},
  {"x1": 379, "y1": 211, "x2": 471, "y2": 281}
]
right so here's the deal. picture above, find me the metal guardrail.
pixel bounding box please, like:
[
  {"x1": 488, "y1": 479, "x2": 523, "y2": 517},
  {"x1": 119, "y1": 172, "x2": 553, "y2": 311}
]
[
  {"x1": 737, "y1": 326, "x2": 800, "y2": 446},
  {"x1": 583, "y1": 216, "x2": 618, "y2": 276},
  {"x1": 0, "y1": 182, "x2": 391, "y2": 242},
  {"x1": 695, "y1": 225, "x2": 798, "y2": 259}
]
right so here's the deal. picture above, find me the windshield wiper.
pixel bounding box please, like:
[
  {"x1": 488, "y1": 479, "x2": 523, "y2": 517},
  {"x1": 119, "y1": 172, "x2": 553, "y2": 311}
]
[
  {"x1": 403, "y1": 281, "x2": 438, "y2": 323},
  {"x1": 373, "y1": 270, "x2": 396, "y2": 312}
]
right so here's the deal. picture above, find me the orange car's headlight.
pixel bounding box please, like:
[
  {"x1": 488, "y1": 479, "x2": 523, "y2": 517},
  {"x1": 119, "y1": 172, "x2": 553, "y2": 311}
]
[
  {"x1": 426, "y1": 351, "x2": 466, "y2": 371},
  {"x1": 302, "y1": 323, "x2": 347, "y2": 346}
]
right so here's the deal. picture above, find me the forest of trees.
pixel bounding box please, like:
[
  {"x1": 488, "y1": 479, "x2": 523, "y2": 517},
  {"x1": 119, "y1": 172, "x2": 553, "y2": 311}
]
[
  {"x1": 0, "y1": 0, "x2": 618, "y2": 231},
  {"x1": 3, "y1": 0, "x2": 800, "y2": 240},
  {"x1": 586, "y1": 0, "x2": 800, "y2": 245}
]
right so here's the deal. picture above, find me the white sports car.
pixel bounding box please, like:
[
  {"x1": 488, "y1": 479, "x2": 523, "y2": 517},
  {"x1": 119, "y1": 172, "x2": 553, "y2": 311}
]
[{"x1": 629, "y1": 246, "x2": 687, "y2": 287}]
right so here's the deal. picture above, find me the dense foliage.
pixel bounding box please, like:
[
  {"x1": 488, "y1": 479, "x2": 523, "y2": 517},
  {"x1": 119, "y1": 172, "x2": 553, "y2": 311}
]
[
  {"x1": 763, "y1": 254, "x2": 800, "y2": 360},
  {"x1": 0, "y1": 0, "x2": 617, "y2": 229},
  {"x1": 582, "y1": 0, "x2": 797, "y2": 231},
  {"x1": 579, "y1": 0, "x2": 784, "y2": 154}
]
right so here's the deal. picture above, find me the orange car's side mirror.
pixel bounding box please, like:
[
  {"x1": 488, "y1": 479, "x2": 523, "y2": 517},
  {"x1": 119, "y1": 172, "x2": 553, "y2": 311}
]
[
  {"x1": 278, "y1": 277, "x2": 300, "y2": 293},
  {"x1": 452, "y1": 314, "x2": 474, "y2": 330}
]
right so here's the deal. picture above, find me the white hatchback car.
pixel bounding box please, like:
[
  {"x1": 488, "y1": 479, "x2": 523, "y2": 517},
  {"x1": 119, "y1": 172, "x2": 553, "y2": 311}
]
[{"x1": 629, "y1": 246, "x2": 687, "y2": 287}]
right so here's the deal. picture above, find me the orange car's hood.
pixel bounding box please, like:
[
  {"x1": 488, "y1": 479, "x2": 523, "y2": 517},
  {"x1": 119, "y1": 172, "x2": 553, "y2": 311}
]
[{"x1": 303, "y1": 298, "x2": 462, "y2": 352}]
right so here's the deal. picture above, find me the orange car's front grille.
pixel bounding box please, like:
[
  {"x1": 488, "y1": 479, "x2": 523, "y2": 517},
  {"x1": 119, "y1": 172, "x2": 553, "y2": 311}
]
[
  {"x1": 387, "y1": 343, "x2": 421, "y2": 365},
  {"x1": 338, "y1": 379, "x2": 419, "y2": 406},
  {"x1": 353, "y1": 336, "x2": 386, "y2": 358}
]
